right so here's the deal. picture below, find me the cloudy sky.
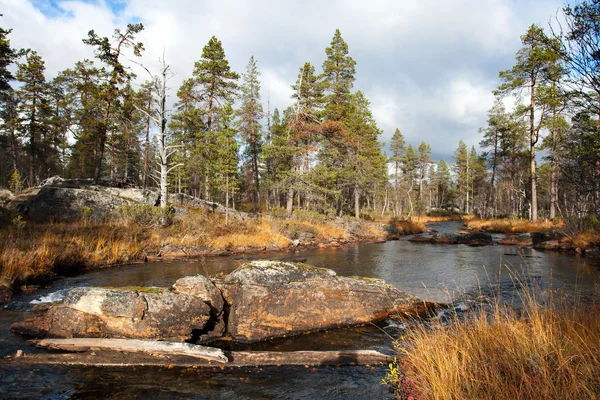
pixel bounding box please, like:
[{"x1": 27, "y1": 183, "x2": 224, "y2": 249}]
[{"x1": 2, "y1": 0, "x2": 565, "y2": 161}]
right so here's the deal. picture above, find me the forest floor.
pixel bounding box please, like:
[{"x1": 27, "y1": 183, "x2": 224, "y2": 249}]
[{"x1": 0, "y1": 209, "x2": 426, "y2": 298}]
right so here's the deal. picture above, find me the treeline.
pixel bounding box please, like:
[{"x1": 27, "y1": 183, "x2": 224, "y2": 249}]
[
  {"x1": 1, "y1": 1, "x2": 599, "y2": 223},
  {"x1": 476, "y1": 1, "x2": 600, "y2": 223}
]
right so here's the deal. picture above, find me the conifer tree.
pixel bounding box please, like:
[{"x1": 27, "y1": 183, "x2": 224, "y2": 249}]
[
  {"x1": 322, "y1": 29, "x2": 356, "y2": 121},
  {"x1": 192, "y1": 36, "x2": 239, "y2": 132},
  {"x1": 238, "y1": 56, "x2": 264, "y2": 213},
  {"x1": 215, "y1": 102, "x2": 238, "y2": 224},
  {"x1": 496, "y1": 24, "x2": 562, "y2": 221},
  {"x1": 16, "y1": 50, "x2": 49, "y2": 186},
  {"x1": 453, "y1": 140, "x2": 468, "y2": 212},
  {"x1": 389, "y1": 128, "x2": 405, "y2": 216},
  {"x1": 83, "y1": 23, "x2": 144, "y2": 184}
]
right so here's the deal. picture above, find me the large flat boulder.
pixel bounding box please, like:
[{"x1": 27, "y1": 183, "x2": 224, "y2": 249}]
[
  {"x1": 215, "y1": 261, "x2": 420, "y2": 343},
  {"x1": 11, "y1": 287, "x2": 211, "y2": 341}
]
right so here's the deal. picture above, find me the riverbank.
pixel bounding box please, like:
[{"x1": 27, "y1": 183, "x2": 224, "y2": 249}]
[
  {"x1": 384, "y1": 287, "x2": 600, "y2": 399},
  {"x1": 0, "y1": 210, "x2": 425, "y2": 298},
  {"x1": 464, "y1": 217, "x2": 600, "y2": 254}
]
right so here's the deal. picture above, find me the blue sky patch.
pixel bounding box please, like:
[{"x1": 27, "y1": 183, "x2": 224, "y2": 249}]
[{"x1": 31, "y1": 0, "x2": 128, "y2": 18}]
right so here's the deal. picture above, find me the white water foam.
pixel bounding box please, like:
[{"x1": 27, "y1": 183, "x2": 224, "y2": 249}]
[{"x1": 30, "y1": 289, "x2": 69, "y2": 304}]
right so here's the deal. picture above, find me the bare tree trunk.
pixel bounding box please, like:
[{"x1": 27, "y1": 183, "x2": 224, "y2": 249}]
[{"x1": 142, "y1": 91, "x2": 151, "y2": 189}]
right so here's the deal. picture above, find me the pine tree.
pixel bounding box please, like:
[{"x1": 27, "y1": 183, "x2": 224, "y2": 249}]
[
  {"x1": 192, "y1": 36, "x2": 239, "y2": 132},
  {"x1": 83, "y1": 23, "x2": 144, "y2": 184},
  {"x1": 61, "y1": 60, "x2": 106, "y2": 179},
  {"x1": 0, "y1": 18, "x2": 25, "y2": 98},
  {"x1": 453, "y1": 140, "x2": 468, "y2": 212},
  {"x1": 417, "y1": 141, "x2": 432, "y2": 213},
  {"x1": 322, "y1": 29, "x2": 356, "y2": 121},
  {"x1": 238, "y1": 56, "x2": 264, "y2": 213},
  {"x1": 215, "y1": 102, "x2": 238, "y2": 224},
  {"x1": 496, "y1": 24, "x2": 562, "y2": 221},
  {"x1": 402, "y1": 144, "x2": 418, "y2": 217},
  {"x1": 16, "y1": 50, "x2": 50, "y2": 186},
  {"x1": 389, "y1": 128, "x2": 405, "y2": 216}
]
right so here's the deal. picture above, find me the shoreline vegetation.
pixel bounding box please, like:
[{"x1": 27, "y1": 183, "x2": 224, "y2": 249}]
[
  {"x1": 1, "y1": 189, "x2": 599, "y2": 298},
  {"x1": 384, "y1": 284, "x2": 600, "y2": 400},
  {"x1": 0, "y1": 202, "x2": 431, "y2": 295}
]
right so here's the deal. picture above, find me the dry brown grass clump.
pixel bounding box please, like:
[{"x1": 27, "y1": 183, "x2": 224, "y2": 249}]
[
  {"x1": 573, "y1": 229, "x2": 600, "y2": 249},
  {"x1": 386, "y1": 290, "x2": 600, "y2": 400},
  {"x1": 466, "y1": 218, "x2": 559, "y2": 233},
  {"x1": 0, "y1": 222, "x2": 149, "y2": 286},
  {"x1": 390, "y1": 218, "x2": 425, "y2": 235},
  {"x1": 415, "y1": 215, "x2": 464, "y2": 223}
]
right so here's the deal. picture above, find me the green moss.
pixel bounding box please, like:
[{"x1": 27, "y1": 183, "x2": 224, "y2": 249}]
[{"x1": 101, "y1": 285, "x2": 164, "y2": 294}]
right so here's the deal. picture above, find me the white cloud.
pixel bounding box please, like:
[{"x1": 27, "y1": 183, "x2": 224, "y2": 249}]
[{"x1": 1, "y1": 0, "x2": 564, "y2": 160}]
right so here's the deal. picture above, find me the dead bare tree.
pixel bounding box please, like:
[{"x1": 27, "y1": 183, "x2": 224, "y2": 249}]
[{"x1": 134, "y1": 54, "x2": 182, "y2": 212}]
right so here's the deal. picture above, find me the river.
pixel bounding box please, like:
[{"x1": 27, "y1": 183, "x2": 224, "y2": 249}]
[{"x1": 1, "y1": 221, "x2": 599, "y2": 399}]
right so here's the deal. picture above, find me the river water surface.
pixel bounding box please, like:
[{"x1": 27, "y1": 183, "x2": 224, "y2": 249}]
[{"x1": 1, "y1": 221, "x2": 599, "y2": 399}]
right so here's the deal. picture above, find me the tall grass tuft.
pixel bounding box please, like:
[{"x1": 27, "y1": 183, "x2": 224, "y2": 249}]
[
  {"x1": 466, "y1": 218, "x2": 559, "y2": 233},
  {"x1": 385, "y1": 282, "x2": 600, "y2": 400}
]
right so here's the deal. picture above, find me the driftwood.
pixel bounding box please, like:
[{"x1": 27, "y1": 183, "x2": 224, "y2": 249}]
[
  {"x1": 15, "y1": 338, "x2": 393, "y2": 367},
  {"x1": 33, "y1": 338, "x2": 228, "y2": 363}
]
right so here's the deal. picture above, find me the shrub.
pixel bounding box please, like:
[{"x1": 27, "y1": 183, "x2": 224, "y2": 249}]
[
  {"x1": 112, "y1": 204, "x2": 174, "y2": 227},
  {"x1": 269, "y1": 207, "x2": 287, "y2": 219},
  {"x1": 293, "y1": 209, "x2": 328, "y2": 223}
]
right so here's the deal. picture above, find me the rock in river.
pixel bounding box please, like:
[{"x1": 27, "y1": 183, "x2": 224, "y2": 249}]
[
  {"x1": 11, "y1": 287, "x2": 211, "y2": 341},
  {"x1": 215, "y1": 260, "x2": 420, "y2": 343},
  {"x1": 12, "y1": 261, "x2": 424, "y2": 344}
]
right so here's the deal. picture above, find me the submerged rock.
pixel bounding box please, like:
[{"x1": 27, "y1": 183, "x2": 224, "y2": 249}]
[
  {"x1": 533, "y1": 239, "x2": 575, "y2": 252},
  {"x1": 215, "y1": 260, "x2": 420, "y2": 343},
  {"x1": 11, "y1": 287, "x2": 211, "y2": 341},
  {"x1": 410, "y1": 232, "x2": 493, "y2": 246},
  {"x1": 498, "y1": 233, "x2": 533, "y2": 246}
]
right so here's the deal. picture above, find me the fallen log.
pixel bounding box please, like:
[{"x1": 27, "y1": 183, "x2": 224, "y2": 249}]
[
  {"x1": 33, "y1": 338, "x2": 228, "y2": 363},
  {"x1": 13, "y1": 339, "x2": 392, "y2": 367}
]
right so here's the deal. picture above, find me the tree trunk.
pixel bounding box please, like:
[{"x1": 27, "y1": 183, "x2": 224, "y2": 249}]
[
  {"x1": 142, "y1": 94, "x2": 151, "y2": 189},
  {"x1": 286, "y1": 187, "x2": 294, "y2": 215},
  {"x1": 225, "y1": 173, "x2": 230, "y2": 225},
  {"x1": 354, "y1": 185, "x2": 360, "y2": 219},
  {"x1": 529, "y1": 75, "x2": 538, "y2": 222}
]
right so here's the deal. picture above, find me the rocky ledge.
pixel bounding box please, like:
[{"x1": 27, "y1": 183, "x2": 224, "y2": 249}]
[{"x1": 11, "y1": 261, "x2": 422, "y2": 343}]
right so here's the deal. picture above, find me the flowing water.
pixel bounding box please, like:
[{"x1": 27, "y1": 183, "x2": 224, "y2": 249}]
[{"x1": 1, "y1": 221, "x2": 599, "y2": 399}]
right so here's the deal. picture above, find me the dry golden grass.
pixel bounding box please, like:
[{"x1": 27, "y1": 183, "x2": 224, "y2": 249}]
[
  {"x1": 0, "y1": 222, "x2": 149, "y2": 286},
  {"x1": 390, "y1": 219, "x2": 425, "y2": 235},
  {"x1": 387, "y1": 288, "x2": 600, "y2": 400},
  {"x1": 466, "y1": 218, "x2": 559, "y2": 233},
  {"x1": 573, "y1": 229, "x2": 600, "y2": 249},
  {"x1": 209, "y1": 219, "x2": 291, "y2": 249},
  {"x1": 414, "y1": 215, "x2": 465, "y2": 223},
  {"x1": 0, "y1": 209, "x2": 356, "y2": 287}
]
